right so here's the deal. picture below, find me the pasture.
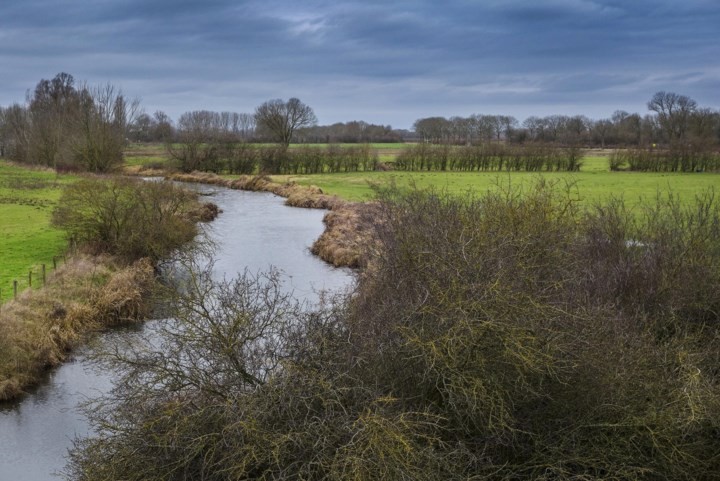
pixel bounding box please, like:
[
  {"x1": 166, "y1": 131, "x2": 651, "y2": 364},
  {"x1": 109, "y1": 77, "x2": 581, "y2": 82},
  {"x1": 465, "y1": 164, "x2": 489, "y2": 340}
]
[
  {"x1": 271, "y1": 153, "x2": 720, "y2": 206},
  {"x1": 0, "y1": 162, "x2": 74, "y2": 301},
  {"x1": 122, "y1": 143, "x2": 719, "y2": 207}
]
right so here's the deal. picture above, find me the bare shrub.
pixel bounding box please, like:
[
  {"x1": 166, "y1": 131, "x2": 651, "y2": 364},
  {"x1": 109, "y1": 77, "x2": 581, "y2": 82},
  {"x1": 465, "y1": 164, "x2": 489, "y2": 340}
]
[
  {"x1": 52, "y1": 177, "x2": 207, "y2": 262},
  {"x1": 66, "y1": 182, "x2": 720, "y2": 480}
]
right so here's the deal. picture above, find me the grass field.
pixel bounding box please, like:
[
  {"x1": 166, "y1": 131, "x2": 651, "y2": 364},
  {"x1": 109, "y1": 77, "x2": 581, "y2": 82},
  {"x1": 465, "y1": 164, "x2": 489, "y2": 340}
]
[
  {"x1": 124, "y1": 143, "x2": 171, "y2": 167},
  {"x1": 269, "y1": 149, "x2": 720, "y2": 206},
  {"x1": 273, "y1": 164, "x2": 720, "y2": 206},
  {"x1": 0, "y1": 161, "x2": 75, "y2": 301},
  {"x1": 122, "y1": 143, "x2": 719, "y2": 207}
]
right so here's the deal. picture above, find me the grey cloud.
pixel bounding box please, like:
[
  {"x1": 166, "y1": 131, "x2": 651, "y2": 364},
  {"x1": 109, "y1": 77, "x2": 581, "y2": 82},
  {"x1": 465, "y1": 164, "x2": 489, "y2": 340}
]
[{"x1": 0, "y1": 0, "x2": 718, "y2": 128}]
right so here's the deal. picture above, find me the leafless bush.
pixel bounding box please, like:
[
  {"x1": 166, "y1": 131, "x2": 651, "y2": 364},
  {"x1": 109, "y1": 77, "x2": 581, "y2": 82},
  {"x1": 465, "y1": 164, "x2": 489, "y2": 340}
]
[
  {"x1": 52, "y1": 178, "x2": 208, "y2": 262},
  {"x1": 66, "y1": 183, "x2": 720, "y2": 480}
]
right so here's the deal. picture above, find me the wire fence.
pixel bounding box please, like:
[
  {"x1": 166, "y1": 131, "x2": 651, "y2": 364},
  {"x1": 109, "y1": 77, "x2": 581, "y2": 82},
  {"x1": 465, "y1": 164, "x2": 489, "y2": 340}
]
[{"x1": 0, "y1": 254, "x2": 69, "y2": 307}]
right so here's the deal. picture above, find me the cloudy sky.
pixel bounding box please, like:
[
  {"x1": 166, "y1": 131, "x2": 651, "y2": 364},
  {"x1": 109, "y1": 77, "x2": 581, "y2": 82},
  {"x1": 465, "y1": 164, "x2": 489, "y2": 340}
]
[{"x1": 1, "y1": 0, "x2": 718, "y2": 129}]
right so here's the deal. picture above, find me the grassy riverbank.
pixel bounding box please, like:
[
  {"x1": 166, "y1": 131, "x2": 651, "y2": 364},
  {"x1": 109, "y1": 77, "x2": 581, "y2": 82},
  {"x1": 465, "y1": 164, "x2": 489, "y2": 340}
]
[
  {"x1": 0, "y1": 255, "x2": 155, "y2": 400},
  {"x1": 0, "y1": 170, "x2": 217, "y2": 401}
]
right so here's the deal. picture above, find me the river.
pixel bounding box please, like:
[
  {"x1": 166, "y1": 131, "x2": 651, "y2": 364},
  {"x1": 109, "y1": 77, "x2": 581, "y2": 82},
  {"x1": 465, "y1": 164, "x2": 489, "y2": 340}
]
[{"x1": 0, "y1": 185, "x2": 354, "y2": 480}]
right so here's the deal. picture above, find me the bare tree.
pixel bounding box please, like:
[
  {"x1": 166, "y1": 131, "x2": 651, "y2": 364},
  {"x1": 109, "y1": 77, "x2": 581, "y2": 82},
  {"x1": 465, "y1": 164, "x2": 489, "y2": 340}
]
[
  {"x1": 237, "y1": 112, "x2": 256, "y2": 140},
  {"x1": 153, "y1": 110, "x2": 174, "y2": 141},
  {"x1": 255, "y1": 98, "x2": 317, "y2": 146},
  {"x1": 592, "y1": 119, "x2": 613, "y2": 148},
  {"x1": 26, "y1": 72, "x2": 81, "y2": 167},
  {"x1": 413, "y1": 117, "x2": 450, "y2": 143},
  {"x1": 647, "y1": 91, "x2": 697, "y2": 144},
  {"x1": 71, "y1": 83, "x2": 140, "y2": 172}
]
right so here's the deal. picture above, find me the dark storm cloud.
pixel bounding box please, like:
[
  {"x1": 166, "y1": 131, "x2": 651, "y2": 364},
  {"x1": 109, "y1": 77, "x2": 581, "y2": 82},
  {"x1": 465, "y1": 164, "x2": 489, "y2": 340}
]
[{"x1": 0, "y1": 0, "x2": 718, "y2": 127}]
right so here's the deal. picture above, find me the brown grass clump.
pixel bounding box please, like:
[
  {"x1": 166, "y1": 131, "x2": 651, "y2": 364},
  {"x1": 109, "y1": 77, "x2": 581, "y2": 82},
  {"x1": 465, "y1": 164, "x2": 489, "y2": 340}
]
[
  {"x1": 120, "y1": 164, "x2": 167, "y2": 177},
  {"x1": 311, "y1": 202, "x2": 380, "y2": 268},
  {"x1": 91, "y1": 258, "x2": 155, "y2": 326},
  {"x1": 0, "y1": 255, "x2": 156, "y2": 401},
  {"x1": 168, "y1": 172, "x2": 345, "y2": 209}
]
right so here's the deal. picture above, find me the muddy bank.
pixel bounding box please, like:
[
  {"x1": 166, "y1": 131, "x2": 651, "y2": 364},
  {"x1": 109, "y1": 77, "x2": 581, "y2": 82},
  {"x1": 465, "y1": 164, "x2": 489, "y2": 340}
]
[{"x1": 165, "y1": 172, "x2": 377, "y2": 269}]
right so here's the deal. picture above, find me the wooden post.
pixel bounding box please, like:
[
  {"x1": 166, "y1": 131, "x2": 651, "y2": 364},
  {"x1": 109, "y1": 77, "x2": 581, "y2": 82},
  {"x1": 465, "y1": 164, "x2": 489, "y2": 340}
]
[
  {"x1": 42, "y1": 264, "x2": 46, "y2": 285},
  {"x1": 53, "y1": 256, "x2": 57, "y2": 270},
  {"x1": 28, "y1": 270, "x2": 32, "y2": 288},
  {"x1": 13, "y1": 280, "x2": 18, "y2": 300}
]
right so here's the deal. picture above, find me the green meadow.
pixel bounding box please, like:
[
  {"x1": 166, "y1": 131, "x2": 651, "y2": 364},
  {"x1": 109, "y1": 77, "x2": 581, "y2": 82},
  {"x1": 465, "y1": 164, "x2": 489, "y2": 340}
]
[
  {"x1": 272, "y1": 154, "x2": 720, "y2": 206},
  {"x1": 0, "y1": 161, "x2": 75, "y2": 301},
  {"x1": 122, "y1": 142, "x2": 719, "y2": 207}
]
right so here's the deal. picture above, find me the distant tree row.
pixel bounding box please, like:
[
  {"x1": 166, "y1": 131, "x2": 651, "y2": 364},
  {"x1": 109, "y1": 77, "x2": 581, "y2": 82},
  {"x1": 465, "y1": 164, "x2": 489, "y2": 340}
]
[
  {"x1": 298, "y1": 121, "x2": 403, "y2": 143},
  {"x1": 0, "y1": 73, "x2": 139, "y2": 171},
  {"x1": 3, "y1": 78, "x2": 719, "y2": 174},
  {"x1": 411, "y1": 92, "x2": 720, "y2": 149},
  {"x1": 609, "y1": 146, "x2": 720, "y2": 172},
  {"x1": 414, "y1": 114, "x2": 519, "y2": 144},
  {"x1": 166, "y1": 99, "x2": 404, "y2": 146}
]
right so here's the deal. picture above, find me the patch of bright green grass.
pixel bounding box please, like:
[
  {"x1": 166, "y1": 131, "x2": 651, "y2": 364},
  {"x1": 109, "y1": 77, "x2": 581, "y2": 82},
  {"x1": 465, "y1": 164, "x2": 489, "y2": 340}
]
[
  {"x1": 123, "y1": 142, "x2": 172, "y2": 167},
  {"x1": 0, "y1": 161, "x2": 76, "y2": 301},
  {"x1": 272, "y1": 166, "x2": 720, "y2": 207}
]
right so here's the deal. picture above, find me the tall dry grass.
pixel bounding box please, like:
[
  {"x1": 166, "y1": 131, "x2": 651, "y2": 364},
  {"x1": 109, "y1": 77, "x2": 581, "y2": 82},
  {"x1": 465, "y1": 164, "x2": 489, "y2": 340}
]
[{"x1": 0, "y1": 255, "x2": 155, "y2": 401}]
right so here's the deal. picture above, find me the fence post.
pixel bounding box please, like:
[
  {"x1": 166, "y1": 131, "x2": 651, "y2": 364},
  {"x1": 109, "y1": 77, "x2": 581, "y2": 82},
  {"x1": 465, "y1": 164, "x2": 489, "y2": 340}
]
[
  {"x1": 28, "y1": 270, "x2": 32, "y2": 288},
  {"x1": 42, "y1": 264, "x2": 46, "y2": 285},
  {"x1": 13, "y1": 280, "x2": 18, "y2": 300},
  {"x1": 53, "y1": 256, "x2": 57, "y2": 270}
]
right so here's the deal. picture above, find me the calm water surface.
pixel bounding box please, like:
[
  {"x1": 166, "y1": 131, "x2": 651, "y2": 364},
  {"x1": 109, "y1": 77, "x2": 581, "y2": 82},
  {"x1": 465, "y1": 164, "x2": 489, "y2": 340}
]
[{"x1": 0, "y1": 186, "x2": 353, "y2": 480}]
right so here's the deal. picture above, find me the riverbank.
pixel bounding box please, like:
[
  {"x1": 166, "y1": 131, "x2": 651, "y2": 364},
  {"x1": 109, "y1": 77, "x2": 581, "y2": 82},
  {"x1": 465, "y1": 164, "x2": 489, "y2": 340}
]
[
  {"x1": 0, "y1": 174, "x2": 219, "y2": 402},
  {"x1": 0, "y1": 255, "x2": 154, "y2": 400}
]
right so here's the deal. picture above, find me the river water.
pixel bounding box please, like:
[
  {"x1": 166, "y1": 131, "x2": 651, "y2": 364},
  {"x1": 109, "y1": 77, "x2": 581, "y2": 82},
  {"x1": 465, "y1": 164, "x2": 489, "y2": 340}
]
[{"x1": 0, "y1": 185, "x2": 353, "y2": 480}]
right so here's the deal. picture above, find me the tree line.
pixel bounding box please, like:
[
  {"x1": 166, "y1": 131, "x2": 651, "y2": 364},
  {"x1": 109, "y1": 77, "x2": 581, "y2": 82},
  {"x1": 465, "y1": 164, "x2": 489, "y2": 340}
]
[
  {"x1": 395, "y1": 143, "x2": 583, "y2": 172},
  {"x1": 412, "y1": 91, "x2": 720, "y2": 149},
  {"x1": 170, "y1": 143, "x2": 378, "y2": 174},
  {"x1": 2, "y1": 73, "x2": 719, "y2": 173}
]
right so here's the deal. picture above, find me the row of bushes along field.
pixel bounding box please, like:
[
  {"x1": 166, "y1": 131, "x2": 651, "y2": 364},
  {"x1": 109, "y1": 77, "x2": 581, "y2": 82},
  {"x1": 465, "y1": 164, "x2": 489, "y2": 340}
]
[
  {"x1": 394, "y1": 142, "x2": 584, "y2": 171},
  {"x1": 609, "y1": 146, "x2": 720, "y2": 172},
  {"x1": 168, "y1": 142, "x2": 591, "y2": 174},
  {"x1": 170, "y1": 143, "x2": 378, "y2": 174},
  {"x1": 68, "y1": 182, "x2": 720, "y2": 480}
]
